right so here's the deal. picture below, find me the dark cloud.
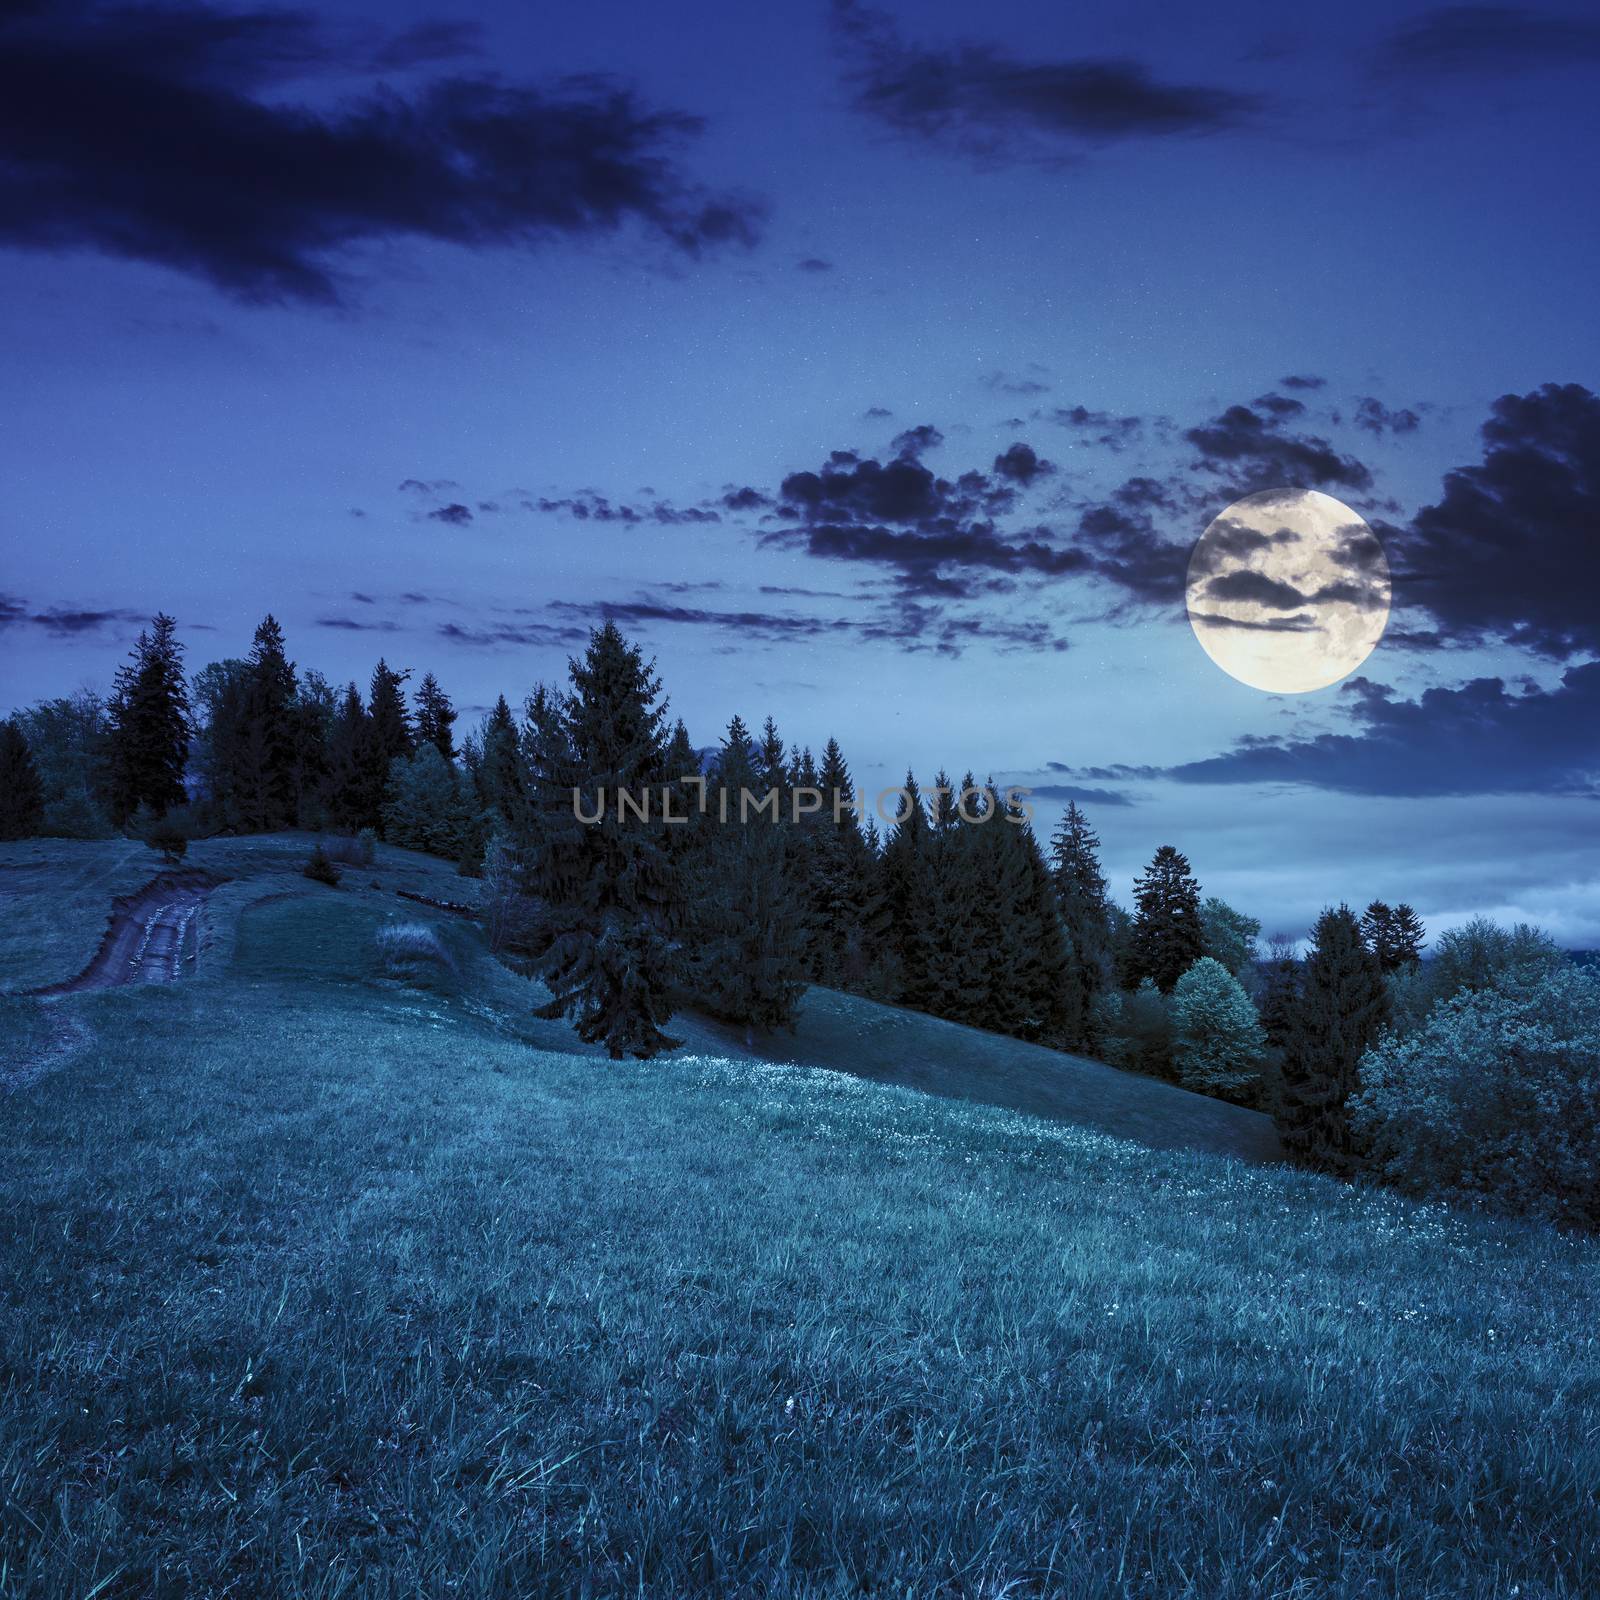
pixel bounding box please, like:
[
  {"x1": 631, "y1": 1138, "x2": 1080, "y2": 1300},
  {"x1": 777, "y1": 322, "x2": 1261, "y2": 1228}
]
[
  {"x1": 0, "y1": 0, "x2": 762, "y2": 305},
  {"x1": 1189, "y1": 610, "x2": 1319, "y2": 633},
  {"x1": 797, "y1": 256, "x2": 834, "y2": 272},
  {"x1": 1169, "y1": 663, "x2": 1600, "y2": 797},
  {"x1": 0, "y1": 594, "x2": 150, "y2": 634},
  {"x1": 370, "y1": 19, "x2": 482, "y2": 71},
  {"x1": 428, "y1": 503, "x2": 473, "y2": 527},
  {"x1": 833, "y1": 0, "x2": 1266, "y2": 162},
  {"x1": 314, "y1": 615, "x2": 399, "y2": 632},
  {"x1": 1354, "y1": 397, "x2": 1421, "y2": 436},
  {"x1": 1184, "y1": 401, "x2": 1374, "y2": 492},
  {"x1": 992, "y1": 442, "x2": 1055, "y2": 484},
  {"x1": 1047, "y1": 405, "x2": 1148, "y2": 451},
  {"x1": 1019, "y1": 783, "x2": 1134, "y2": 808},
  {"x1": 1204, "y1": 569, "x2": 1311, "y2": 609},
  {"x1": 437, "y1": 619, "x2": 587, "y2": 649},
  {"x1": 529, "y1": 491, "x2": 721, "y2": 525},
  {"x1": 891, "y1": 423, "x2": 944, "y2": 459},
  {"x1": 1380, "y1": 6, "x2": 1600, "y2": 76},
  {"x1": 863, "y1": 405, "x2": 894, "y2": 419},
  {"x1": 720, "y1": 486, "x2": 770, "y2": 512},
  {"x1": 1279, "y1": 374, "x2": 1327, "y2": 391},
  {"x1": 1397, "y1": 382, "x2": 1600, "y2": 658}
]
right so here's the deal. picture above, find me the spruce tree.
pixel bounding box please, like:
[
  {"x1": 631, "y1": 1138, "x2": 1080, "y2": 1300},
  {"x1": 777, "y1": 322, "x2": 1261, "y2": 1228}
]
[
  {"x1": 1390, "y1": 904, "x2": 1426, "y2": 968},
  {"x1": 1128, "y1": 845, "x2": 1205, "y2": 993},
  {"x1": 324, "y1": 683, "x2": 371, "y2": 831},
  {"x1": 382, "y1": 744, "x2": 470, "y2": 858},
  {"x1": 1050, "y1": 802, "x2": 1112, "y2": 1050},
  {"x1": 107, "y1": 614, "x2": 190, "y2": 822},
  {"x1": 1277, "y1": 904, "x2": 1389, "y2": 1173},
  {"x1": 1172, "y1": 955, "x2": 1267, "y2": 1096},
  {"x1": 0, "y1": 719, "x2": 45, "y2": 840},
  {"x1": 992, "y1": 794, "x2": 1072, "y2": 1042},
  {"x1": 805, "y1": 736, "x2": 872, "y2": 988},
  {"x1": 236, "y1": 614, "x2": 299, "y2": 830},
  {"x1": 476, "y1": 694, "x2": 524, "y2": 822},
  {"x1": 1363, "y1": 901, "x2": 1427, "y2": 973},
  {"x1": 360, "y1": 660, "x2": 413, "y2": 834},
  {"x1": 876, "y1": 772, "x2": 935, "y2": 1006},
  {"x1": 520, "y1": 622, "x2": 682, "y2": 1059},
  {"x1": 415, "y1": 672, "x2": 457, "y2": 762},
  {"x1": 685, "y1": 715, "x2": 809, "y2": 1037},
  {"x1": 1257, "y1": 935, "x2": 1302, "y2": 1054}
]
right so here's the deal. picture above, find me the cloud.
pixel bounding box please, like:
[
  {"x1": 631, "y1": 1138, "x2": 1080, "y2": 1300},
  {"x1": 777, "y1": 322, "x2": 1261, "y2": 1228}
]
[
  {"x1": 0, "y1": 594, "x2": 150, "y2": 634},
  {"x1": 1185, "y1": 400, "x2": 1373, "y2": 492},
  {"x1": 797, "y1": 256, "x2": 834, "y2": 272},
  {"x1": 832, "y1": 0, "x2": 1265, "y2": 163},
  {"x1": 314, "y1": 615, "x2": 400, "y2": 632},
  {"x1": 428, "y1": 503, "x2": 473, "y2": 527},
  {"x1": 1047, "y1": 405, "x2": 1149, "y2": 451},
  {"x1": 1354, "y1": 397, "x2": 1421, "y2": 436},
  {"x1": 992, "y1": 442, "x2": 1055, "y2": 484},
  {"x1": 1396, "y1": 382, "x2": 1600, "y2": 658},
  {"x1": 530, "y1": 491, "x2": 722, "y2": 525},
  {"x1": 0, "y1": 0, "x2": 762, "y2": 305},
  {"x1": 1279, "y1": 374, "x2": 1326, "y2": 391},
  {"x1": 1018, "y1": 783, "x2": 1134, "y2": 808},
  {"x1": 984, "y1": 367, "x2": 1052, "y2": 397},
  {"x1": 863, "y1": 405, "x2": 894, "y2": 419},
  {"x1": 1169, "y1": 663, "x2": 1600, "y2": 797},
  {"x1": 1379, "y1": 6, "x2": 1600, "y2": 76},
  {"x1": 1203, "y1": 569, "x2": 1311, "y2": 609}
]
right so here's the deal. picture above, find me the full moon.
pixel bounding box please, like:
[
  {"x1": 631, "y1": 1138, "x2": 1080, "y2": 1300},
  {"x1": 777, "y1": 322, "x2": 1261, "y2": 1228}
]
[{"x1": 1185, "y1": 488, "x2": 1391, "y2": 693}]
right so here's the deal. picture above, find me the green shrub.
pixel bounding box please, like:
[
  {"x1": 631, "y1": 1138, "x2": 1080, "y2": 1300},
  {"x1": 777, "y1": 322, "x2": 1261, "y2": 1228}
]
[
  {"x1": 132, "y1": 804, "x2": 192, "y2": 864},
  {"x1": 1098, "y1": 978, "x2": 1173, "y2": 1077},
  {"x1": 1171, "y1": 956, "x2": 1266, "y2": 1097},
  {"x1": 1352, "y1": 963, "x2": 1600, "y2": 1225},
  {"x1": 323, "y1": 830, "x2": 376, "y2": 868}
]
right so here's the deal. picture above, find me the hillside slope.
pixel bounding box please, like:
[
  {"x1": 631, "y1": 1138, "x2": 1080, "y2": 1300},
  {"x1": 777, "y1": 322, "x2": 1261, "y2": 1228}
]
[{"x1": 1, "y1": 878, "x2": 1595, "y2": 1598}]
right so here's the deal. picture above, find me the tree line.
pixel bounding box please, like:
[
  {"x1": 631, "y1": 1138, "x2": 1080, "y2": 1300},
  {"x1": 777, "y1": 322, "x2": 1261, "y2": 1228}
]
[{"x1": 9, "y1": 612, "x2": 1587, "y2": 1209}]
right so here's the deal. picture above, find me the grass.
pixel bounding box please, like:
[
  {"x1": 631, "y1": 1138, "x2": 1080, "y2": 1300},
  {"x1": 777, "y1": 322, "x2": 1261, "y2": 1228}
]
[{"x1": 1, "y1": 845, "x2": 1598, "y2": 1596}]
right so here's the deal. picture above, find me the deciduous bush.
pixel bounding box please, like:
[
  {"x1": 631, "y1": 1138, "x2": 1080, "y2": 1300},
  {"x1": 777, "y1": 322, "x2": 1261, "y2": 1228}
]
[
  {"x1": 322, "y1": 829, "x2": 376, "y2": 868},
  {"x1": 1351, "y1": 963, "x2": 1600, "y2": 1225},
  {"x1": 1098, "y1": 978, "x2": 1173, "y2": 1078},
  {"x1": 1171, "y1": 956, "x2": 1266, "y2": 1097}
]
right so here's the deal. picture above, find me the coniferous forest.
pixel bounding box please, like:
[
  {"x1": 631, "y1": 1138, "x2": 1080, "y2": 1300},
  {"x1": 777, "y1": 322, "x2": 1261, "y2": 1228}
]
[{"x1": 5, "y1": 610, "x2": 1594, "y2": 1226}]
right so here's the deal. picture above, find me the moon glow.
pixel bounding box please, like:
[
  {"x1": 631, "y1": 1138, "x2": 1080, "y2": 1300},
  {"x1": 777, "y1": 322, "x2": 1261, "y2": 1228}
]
[{"x1": 1185, "y1": 488, "x2": 1391, "y2": 694}]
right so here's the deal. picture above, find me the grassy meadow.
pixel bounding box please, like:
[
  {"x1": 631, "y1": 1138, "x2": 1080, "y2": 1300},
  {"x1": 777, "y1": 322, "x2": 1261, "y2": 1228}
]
[{"x1": 0, "y1": 838, "x2": 1596, "y2": 1596}]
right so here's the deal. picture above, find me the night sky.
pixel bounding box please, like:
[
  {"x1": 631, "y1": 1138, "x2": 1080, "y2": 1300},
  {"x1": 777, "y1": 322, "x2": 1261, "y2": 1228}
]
[{"x1": 2, "y1": 0, "x2": 1597, "y2": 943}]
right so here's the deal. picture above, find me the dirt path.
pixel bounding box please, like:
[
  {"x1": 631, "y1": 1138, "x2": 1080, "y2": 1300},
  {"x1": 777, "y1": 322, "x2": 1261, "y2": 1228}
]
[{"x1": 34, "y1": 869, "x2": 223, "y2": 995}]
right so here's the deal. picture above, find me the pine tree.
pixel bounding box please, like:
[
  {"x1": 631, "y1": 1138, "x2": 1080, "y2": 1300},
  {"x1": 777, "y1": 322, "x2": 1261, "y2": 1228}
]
[
  {"x1": 235, "y1": 614, "x2": 299, "y2": 830},
  {"x1": 1050, "y1": 802, "x2": 1113, "y2": 1050},
  {"x1": 756, "y1": 716, "x2": 788, "y2": 805},
  {"x1": 1277, "y1": 904, "x2": 1389, "y2": 1173},
  {"x1": 1128, "y1": 845, "x2": 1205, "y2": 993},
  {"x1": 685, "y1": 715, "x2": 809, "y2": 1037},
  {"x1": 107, "y1": 614, "x2": 190, "y2": 822},
  {"x1": 1363, "y1": 901, "x2": 1427, "y2": 972},
  {"x1": 1390, "y1": 904, "x2": 1426, "y2": 968},
  {"x1": 876, "y1": 772, "x2": 935, "y2": 1006},
  {"x1": 804, "y1": 736, "x2": 872, "y2": 988},
  {"x1": 519, "y1": 622, "x2": 682, "y2": 1059},
  {"x1": 475, "y1": 694, "x2": 524, "y2": 823},
  {"x1": 382, "y1": 744, "x2": 470, "y2": 858},
  {"x1": 360, "y1": 660, "x2": 413, "y2": 834},
  {"x1": 415, "y1": 672, "x2": 457, "y2": 762},
  {"x1": 1172, "y1": 955, "x2": 1267, "y2": 1096},
  {"x1": 992, "y1": 796, "x2": 1073, "y2": 1041},
  {"x1": 1257, "y1": 935, "x2": 1302, "y2": 1053},
  {"x1": 0, "y1": 719, "x2": 45, "y2": 840},
  {"x1": 324, "y1": 683, "x2": 371, "y2": 831}
]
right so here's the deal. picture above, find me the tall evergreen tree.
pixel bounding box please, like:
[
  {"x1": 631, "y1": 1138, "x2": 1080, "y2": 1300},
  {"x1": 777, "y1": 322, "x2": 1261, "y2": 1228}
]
[
  {"x1": 236, "y1": 614, "x2": 299, "y2": 830},
  {"x1": 415, "y1": 672, "x2": 457, "y2": 762},
  {"x1": 359, "y1": 660, "x2": 413, "y2": 834},
  {"x1": 0, "y1": 719, "x2": 45, "y2": 840},
  {"x1": 382, "y1": 744, "x2": 471, "y2": 858},
  {"x1": 685, "y1": 715, "x2": 809, "y2": 1037},
  {"x1": 1277, "y1": 905, "x2": 1389, "y2": 1173},
  {"x1": 519, "y1": 623, "x2": 682, "y2": 1058},
  {"x1": 876, "y1": 772, "x2": 935, "y2": 1006},
  {"x1": 990, "y1": 793, "x2": 1073, "y2": 1041},
  {"x1": 1127, "y1": 845, "x2": 1205, "y2": 993},
  {"x1": 1050, "y1": 802, "x2": 1113, "y2": 1049},
  {"x1": 324, "y1": 683, "x2": 372, "y2": 831},
  {"x1": 107, "y1": 614, "x2": 190, "y2": 822},
  {"x1": 1361, "y1": 900, "x2": 1427, "y2": 973},
  {"x1": 1257, "y1": 934, "x2": 1302, "y2": 1054},
  {"x1": 473, "y1": 694, "x2": 523, "y2": 823},
  {"x1": 804, "y1": 736, "x2": 873, "y2": 987}
]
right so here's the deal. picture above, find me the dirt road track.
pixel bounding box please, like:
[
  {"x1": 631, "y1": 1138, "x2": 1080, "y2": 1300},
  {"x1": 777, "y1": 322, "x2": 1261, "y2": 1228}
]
[{"x1": 34, "y1": 869, "x2": 223, "y2": 995}]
